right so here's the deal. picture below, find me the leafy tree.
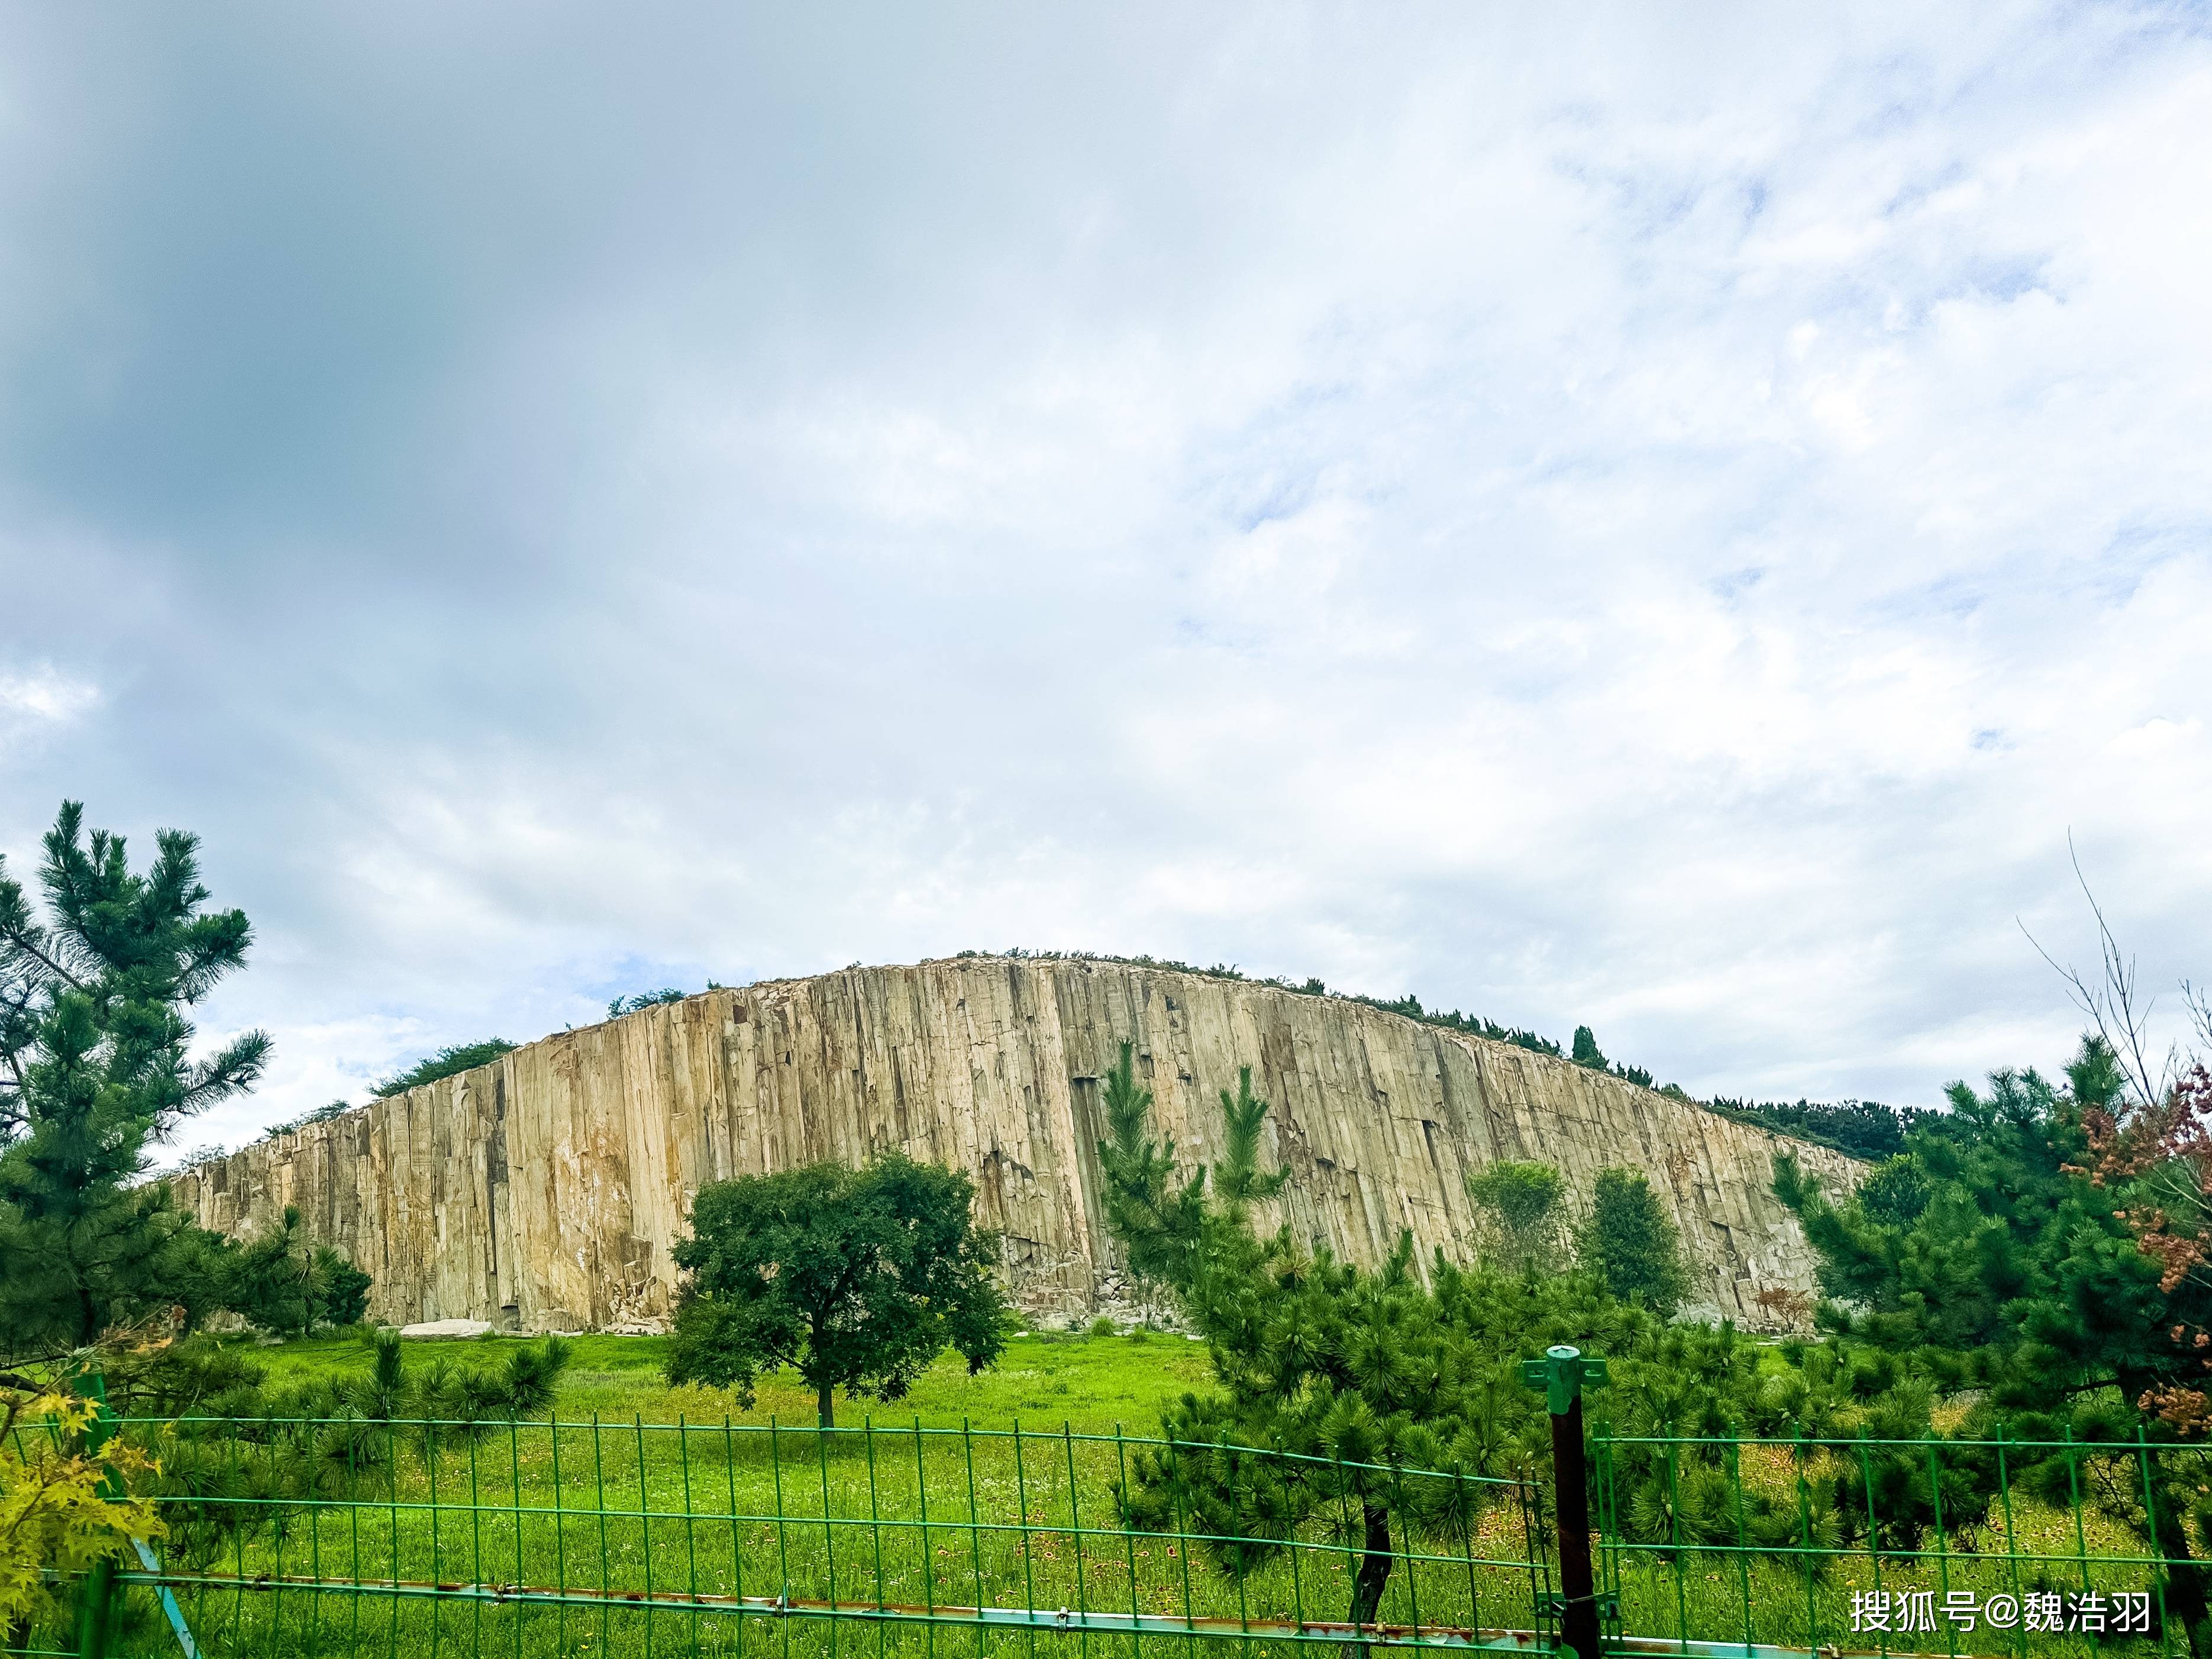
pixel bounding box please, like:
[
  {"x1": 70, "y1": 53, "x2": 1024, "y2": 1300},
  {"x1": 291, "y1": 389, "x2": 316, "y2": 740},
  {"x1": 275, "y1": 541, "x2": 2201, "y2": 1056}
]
[
  {"x1": 372, "y1": 1039, "x2": 515, "y2": 1098},
  {"x1": 2077, "y1": 1057, "x2": 2212, "y2": 1429},
  {"x1": 664, "y1": 1154, "x2": 1007, "y2": 1426},
  {"x1": 1464, "y1": 1160, "x2": 1566, "y2": 1273},
  {"x1": 0, "y1": 803, "x2": 271, "y2": 1353},
  {"x1": 1575, "y1": 1167, "x2": 1691, "y2": 1317},
  {"x1": 1571, "y1": 1025, "x2": 1606, "y2": 1069},
  {"x1": 0, "y1": 1383, "x2": 162, "y2": 1639}
]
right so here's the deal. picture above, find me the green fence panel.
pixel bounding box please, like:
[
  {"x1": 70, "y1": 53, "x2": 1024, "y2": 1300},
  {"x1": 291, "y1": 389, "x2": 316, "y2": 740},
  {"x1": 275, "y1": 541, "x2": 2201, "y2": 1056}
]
[
  {"x1": 1591, "y1": 1428, "x2": 2190, "y2": 1659},
  {"x1": 50, "y1": 1415, "x2": 1548, "y2": 1659},
  {"x1": 35, "y1": 1407, "x2": 2192, "y2": 1659}
]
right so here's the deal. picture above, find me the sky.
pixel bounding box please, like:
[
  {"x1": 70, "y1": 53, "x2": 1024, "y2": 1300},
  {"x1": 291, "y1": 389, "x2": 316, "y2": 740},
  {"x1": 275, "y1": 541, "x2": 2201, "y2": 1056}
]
[{"x1": 3, "y1": 4, "x2": 2210, "y2": 1159}]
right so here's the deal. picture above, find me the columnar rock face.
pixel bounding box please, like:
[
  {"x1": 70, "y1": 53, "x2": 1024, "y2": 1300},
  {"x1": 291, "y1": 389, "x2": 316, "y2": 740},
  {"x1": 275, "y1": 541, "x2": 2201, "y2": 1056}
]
[{"x1": 172, "y1": 958, "x2": 1861, "y2": 1332}]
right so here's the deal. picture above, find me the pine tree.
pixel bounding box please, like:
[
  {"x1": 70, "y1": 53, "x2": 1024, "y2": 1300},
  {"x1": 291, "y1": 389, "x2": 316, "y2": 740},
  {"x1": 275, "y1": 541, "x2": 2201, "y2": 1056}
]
[
  {"x1": 1099, "y1": 1055, "x2": 1933, "y2": 1650},
  {"x1": 227, "y1": 1206, "x2": 374, "y2": 1335},
  {"x1": 1209, "y1": 1065, "x2": 1287, "y2": 1219},
  {"x1": 0, "y1": 803, "x2": 272, "y2": 1354},
  {"x1": 1095, "y1": 1042, "x2": 1207, "y2": 1309},
  {"x1": 1775, "y1": 1037, "x2": 2210, "y2": 1639},
  {"x1": 1100, "y1": 1066, "x2": 1526, "y2": 1650},
  {"x1": 1574, "y1": 1167, "x2": 1691, "y2": 1317}
]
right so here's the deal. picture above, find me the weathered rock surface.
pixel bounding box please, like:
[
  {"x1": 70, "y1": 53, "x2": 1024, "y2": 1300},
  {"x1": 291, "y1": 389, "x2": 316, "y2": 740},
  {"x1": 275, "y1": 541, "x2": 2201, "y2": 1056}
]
[
  {"x1": 172, "y1": 958, "x2": 1861, "y2": 1332},
  {"x1": 397, "y1": 1318, "x2": 495, "y2": 1340}
]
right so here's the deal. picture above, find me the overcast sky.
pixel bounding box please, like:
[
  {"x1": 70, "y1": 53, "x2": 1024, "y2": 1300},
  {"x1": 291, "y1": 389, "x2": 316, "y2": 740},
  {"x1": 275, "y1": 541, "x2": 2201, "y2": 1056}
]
[{"x1": 4, "y1": 5, "x2": 2209, "y2": 1156}]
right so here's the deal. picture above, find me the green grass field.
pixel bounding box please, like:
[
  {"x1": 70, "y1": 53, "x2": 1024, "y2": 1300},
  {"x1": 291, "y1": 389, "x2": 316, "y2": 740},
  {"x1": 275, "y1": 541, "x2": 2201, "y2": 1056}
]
[
  {"x1": 53, "y1": 1331, "x2": 2174, "y2": 1659},
  {"x1": 232, "y1": 1326, "x2": 1220, "y2": 1435}
]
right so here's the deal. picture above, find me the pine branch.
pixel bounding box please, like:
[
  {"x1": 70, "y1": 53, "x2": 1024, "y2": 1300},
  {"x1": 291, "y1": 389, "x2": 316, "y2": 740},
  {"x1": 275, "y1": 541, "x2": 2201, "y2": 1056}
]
[
  {"x1": 178, "y1": 1028, "x2": 274, "y2": 1112},
  {"x1": 0, "y1": 927, "x2": 87, "y2": 996}
]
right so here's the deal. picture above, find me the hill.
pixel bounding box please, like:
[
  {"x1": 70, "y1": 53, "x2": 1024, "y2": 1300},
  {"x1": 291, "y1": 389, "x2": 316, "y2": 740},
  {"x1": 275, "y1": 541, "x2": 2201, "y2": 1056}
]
[{"x1": 170, "y1": 956, "x2": 1864, "y2": 1332}]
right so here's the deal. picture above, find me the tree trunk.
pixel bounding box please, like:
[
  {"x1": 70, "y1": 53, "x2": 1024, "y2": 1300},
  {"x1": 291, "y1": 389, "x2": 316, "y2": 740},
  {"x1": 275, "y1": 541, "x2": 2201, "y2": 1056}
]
[
  {"x1": 1341, "y1": 1501, "x2": 1393, "y2": 1659},
  {"x1": 816, "y1": 1378, "x2": 835, "y2": 1429},
  {"x1": 2143, "y1": 1447, "x2": 2207, "y2": 1654}
]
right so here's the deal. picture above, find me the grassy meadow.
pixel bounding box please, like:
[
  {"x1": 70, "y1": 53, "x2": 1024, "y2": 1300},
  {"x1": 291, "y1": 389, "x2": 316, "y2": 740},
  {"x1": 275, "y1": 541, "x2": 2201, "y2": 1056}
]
[
  {"x1": 67, "y1": 1330, "x2": 2171, "y2": 1659},
  {"x1": 232, "y1": 1325, "x2": 1221, "y2": 1434}
]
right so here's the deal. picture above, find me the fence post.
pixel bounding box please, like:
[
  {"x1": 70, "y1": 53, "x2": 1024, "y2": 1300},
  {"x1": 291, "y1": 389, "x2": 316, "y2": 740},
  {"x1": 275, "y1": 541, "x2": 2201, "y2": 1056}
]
[
  {"x1": 1520, "y1": 1346, "x2": 1609, "y2": 1659},
  {"x1": 69, "y1": 1373, "x2": 121, "y2": 1659}
]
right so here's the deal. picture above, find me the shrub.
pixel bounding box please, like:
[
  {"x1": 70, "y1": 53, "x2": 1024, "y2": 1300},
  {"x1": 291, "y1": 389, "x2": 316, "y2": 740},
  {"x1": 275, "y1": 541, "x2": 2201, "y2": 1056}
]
[
  {"x1": 606, "y1": 989, "x2": 688, "y2": 1018},
  {"x1": 0, "y1": 1389, "x2": 161, "y2": 1636},
  {"x1": 1464, "y1": 1159, "x2": 1567, "y2": 1272},
  {"x1": 372, "y1": 1040, "x2": 516, "y2": 1098}
]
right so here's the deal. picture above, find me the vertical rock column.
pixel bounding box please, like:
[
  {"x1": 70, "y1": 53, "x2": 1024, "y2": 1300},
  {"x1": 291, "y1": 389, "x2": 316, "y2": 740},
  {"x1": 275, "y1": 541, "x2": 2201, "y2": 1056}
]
[{"x1": 171, "y1": 959, "x2": 1863, "y2": 1330}]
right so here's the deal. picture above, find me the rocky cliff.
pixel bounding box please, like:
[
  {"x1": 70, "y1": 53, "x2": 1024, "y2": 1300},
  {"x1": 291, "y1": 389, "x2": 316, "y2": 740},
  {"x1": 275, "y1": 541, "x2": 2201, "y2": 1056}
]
[{"x1": 172, "y1": 958, "x2": 1861, "y2": 1331}]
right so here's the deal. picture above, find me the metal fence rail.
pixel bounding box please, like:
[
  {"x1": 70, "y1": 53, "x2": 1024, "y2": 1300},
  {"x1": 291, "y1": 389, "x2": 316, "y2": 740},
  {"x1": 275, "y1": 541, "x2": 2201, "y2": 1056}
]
[
  {"x1": 22, "y1": 1415, "x2": 1554, "y2": 1659},
  {"x1": 1590, "y1": 1428, "x2": 2190, "y2": 1659}
]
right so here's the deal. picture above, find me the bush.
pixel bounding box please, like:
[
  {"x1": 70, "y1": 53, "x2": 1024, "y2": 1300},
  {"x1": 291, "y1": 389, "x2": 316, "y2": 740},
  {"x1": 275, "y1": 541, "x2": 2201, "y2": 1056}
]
[
  {"x1": 607, "y1": 989, "x2": 689, "y2": 1018},
  {"x1": 1464, "y1": 1159, "x2": 1566, "y2": 1272}
]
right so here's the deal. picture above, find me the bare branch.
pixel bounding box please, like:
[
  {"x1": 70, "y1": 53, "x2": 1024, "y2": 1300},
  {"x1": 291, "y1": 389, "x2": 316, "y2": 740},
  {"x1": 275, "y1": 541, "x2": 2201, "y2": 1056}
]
[
  {"x1": 2186, "y1": 980, "x2": 2212, "y2": 1064},
  {"x1": 2021, "y1": 834, "x2": 2180, "y2": 1111},
  {"x1": 2074, "y1": 834, "x2": 2175, "y2": 1105}
]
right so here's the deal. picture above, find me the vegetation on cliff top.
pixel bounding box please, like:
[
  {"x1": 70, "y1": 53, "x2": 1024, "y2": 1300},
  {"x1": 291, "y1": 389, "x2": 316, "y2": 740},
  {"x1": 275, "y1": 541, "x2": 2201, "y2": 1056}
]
[
  {"x1": 961, "y1": 947, "x2": 1911, "y2": 1158},
  {"x1": 371, "y1": 1037, "x2": 517, "y2": 1097}
]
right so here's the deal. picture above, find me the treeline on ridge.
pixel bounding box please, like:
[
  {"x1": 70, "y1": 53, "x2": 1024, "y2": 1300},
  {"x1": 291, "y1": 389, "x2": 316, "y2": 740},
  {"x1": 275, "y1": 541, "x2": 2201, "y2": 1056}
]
[
  {"x1": 964, "y1": 947, "x2": 1914, "y2": 1160},
  {"x1": 241, "y1": 948, "x2": 1916, "y2": 1165}
]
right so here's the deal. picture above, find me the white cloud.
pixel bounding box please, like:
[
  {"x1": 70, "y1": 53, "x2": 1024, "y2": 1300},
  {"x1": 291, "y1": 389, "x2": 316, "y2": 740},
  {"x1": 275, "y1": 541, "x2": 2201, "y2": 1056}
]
[{"x1": 0, "y1": 666, "x2": 98, "y2": 724}]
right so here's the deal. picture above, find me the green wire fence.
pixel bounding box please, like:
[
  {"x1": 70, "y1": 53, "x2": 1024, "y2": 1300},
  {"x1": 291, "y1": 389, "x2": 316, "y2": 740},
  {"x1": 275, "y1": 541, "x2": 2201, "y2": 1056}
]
[
  {"x1": 13, "y1": 1379, "x2": 2202, "y2": 1658},
  {"x1": 20, "y1": 1414, "x2": 1555, "y2": 1659},
  {"x1": 1589, "y1": 1427, "x2": 2190, "y2": 1659}
]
